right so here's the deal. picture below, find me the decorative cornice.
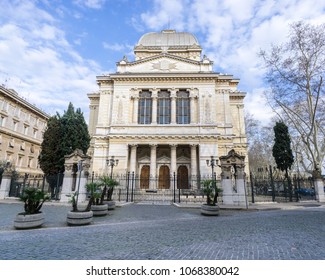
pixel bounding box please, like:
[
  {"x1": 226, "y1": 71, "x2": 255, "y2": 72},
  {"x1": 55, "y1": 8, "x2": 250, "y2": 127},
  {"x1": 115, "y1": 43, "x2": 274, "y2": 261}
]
[
  {"x1": 101, "y1": 134, "x2": 231, "y2": 141},
  {"x1": 118, "y1": 53, "x2": 202, "y2": 67},
  {"x1": 0, "y1": 86, "x2": 50, "y2": 119}
]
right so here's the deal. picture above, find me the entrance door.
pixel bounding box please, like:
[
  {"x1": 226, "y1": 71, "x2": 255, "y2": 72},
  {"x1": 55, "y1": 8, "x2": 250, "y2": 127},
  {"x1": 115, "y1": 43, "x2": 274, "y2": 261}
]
[
  {"x1": 177, "y1": 165, "x2": 189, "y2": 189},
  {"x1": 140, "y1": 165, "x2": 150, "y2": 189},
  {"x1": 158, "y1": 165, "x2": 170, "y2": 189}
]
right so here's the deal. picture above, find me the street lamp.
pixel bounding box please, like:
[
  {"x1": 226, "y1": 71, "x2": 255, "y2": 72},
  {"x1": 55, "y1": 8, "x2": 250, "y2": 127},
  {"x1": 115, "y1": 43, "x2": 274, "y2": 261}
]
[
  {"x1": 206, "y1": 156, "x2": 218, "y2": 179},
  {"x1": 107, "y1": 156, "x2": 119, "y2": 178}
]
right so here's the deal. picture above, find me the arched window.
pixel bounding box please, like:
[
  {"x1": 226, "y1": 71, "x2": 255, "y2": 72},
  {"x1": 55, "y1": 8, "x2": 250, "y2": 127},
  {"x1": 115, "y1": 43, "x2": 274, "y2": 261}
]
[
  {"x1": 138, "y1": 90, "x2": 152, "y2": 124},
  {"x1": 157, "y1": 90, "x2": 171, "y2": 124},
  {"x1": 176, "y1": 90, "x2": 190, "y2": 124}
]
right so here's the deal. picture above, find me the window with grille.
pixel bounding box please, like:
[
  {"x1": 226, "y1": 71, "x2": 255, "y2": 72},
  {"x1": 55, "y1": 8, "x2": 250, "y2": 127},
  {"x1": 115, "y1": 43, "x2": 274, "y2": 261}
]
[
  {"x1": 176, "y1": 90, "x2": 190, "y2": 124},
  {"x1": 157, "y1": 90, "x2": 171, "y2": 124},
  {"x1": 138, "y1": 91, "x2": 152, "y2": 124}
]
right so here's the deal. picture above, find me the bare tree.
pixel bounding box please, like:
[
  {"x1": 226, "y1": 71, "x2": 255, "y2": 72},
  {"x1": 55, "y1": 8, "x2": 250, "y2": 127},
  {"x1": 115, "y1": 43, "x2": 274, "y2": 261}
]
[
  {"x1": 259, "y1": 21, "x2": 325, "y2": 178},
  {"x1": 245, "y1": 112, "x2": 275, "y2": 173}
]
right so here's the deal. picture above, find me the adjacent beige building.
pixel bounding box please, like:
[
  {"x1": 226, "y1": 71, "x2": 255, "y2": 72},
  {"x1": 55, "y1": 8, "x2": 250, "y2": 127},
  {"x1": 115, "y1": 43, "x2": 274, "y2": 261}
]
[
  {"x1": 0, "y1": 85, "x2": 49, "y2": 176},
  {"x1": 88, "y1": 30, "x2": 248, "y2": 189}
]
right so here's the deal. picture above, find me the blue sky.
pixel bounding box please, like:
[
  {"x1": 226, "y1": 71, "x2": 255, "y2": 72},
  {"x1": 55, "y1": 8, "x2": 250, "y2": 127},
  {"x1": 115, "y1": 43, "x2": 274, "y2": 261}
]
[{"x1": 0, "y1": 0, "x2": 324, "y2": 124}]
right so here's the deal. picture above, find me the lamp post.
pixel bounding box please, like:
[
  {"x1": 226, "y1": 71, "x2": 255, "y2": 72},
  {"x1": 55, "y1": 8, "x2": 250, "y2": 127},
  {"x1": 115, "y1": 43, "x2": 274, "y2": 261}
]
[
  {"x1": 76, "y1": 160, "x2": 84, "y2": 204},
  {"x1": 206, "y1": 156, "x2": 218, "y2": 180},
  {"x1": 107, "y1": 156, "x2": 119, "y2": 179}
]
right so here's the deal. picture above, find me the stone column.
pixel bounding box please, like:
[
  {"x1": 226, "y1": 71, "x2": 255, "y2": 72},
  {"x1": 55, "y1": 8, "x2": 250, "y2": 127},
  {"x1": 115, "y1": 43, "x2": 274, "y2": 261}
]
[
  {"x1": 0, "y1": 171, "x2": 12, "y2": 199},
  {"x1": 150, "y1": 144, "x2": 157, "y2": 189},
  {"x1": 171, "y1": 89, "x2": 177, "y2": 124},
  {"x1": 190, "y1": 144, "x2": 198, "y2": 189},
  {"x1": 152, "y1": 89, "x2": 158, "y2": 124},
  {"x1": 235, "y1": 166, "x2": 248, "y2": 207},
  {"x1": 130, "y1": 144, "x2": 138, "y2": 173},
  {"x1": 220, "y1": 166, "x2": 233, "y2": 205},
  {"x1": 314, "y1": 178, "x2": 325, "y2": 203},
  {"x1": 190, "y1": 144, "x2": 197, "y2": 176},
  {"x1": 170, "y1": 144, "x2": 177, "y2": 175},
  {"x1": 60, "y1": 165, "x2": 74, "y2": 203}
]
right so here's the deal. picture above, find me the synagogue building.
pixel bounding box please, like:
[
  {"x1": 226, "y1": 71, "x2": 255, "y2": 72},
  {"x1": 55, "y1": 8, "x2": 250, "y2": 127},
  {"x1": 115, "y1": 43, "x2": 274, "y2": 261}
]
[{"x1": 87, "y1": 30, "x2": 248, "y2": 190}]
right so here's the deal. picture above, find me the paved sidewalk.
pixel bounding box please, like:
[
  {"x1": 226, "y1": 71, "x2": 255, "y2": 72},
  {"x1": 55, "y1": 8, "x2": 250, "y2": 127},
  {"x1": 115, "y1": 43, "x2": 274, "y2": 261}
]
[{"x1": 1, "y1": 199, "x2": 325, "y2": 260}]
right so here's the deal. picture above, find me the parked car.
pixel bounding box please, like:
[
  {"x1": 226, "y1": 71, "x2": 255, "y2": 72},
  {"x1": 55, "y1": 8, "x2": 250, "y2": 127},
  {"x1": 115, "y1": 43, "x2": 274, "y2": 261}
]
[{"x1": 295, "y1": 188, "x2": 315, "y2": 196}]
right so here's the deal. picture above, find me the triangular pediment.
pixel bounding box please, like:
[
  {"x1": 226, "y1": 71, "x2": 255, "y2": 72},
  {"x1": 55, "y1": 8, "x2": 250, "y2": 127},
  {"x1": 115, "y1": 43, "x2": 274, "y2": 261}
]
[
  {"x1": 177, "y1": 155, "x2": 190, "y2": 163},
  {"x1": 117, "y1": 54, "x2": 205, "y2": 73},
  {"x1": 138, "y1": 155, "x2": 151, "y2": 163},
  {"x1": 157, "y1": 155, "x2": 170, "y2": 163}
]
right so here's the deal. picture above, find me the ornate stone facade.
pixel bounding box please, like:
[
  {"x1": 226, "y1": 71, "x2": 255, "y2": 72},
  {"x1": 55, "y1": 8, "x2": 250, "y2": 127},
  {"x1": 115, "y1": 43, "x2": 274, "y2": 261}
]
[{"x1": 88, "y1": 30, "x2": 248, "y2": 189}]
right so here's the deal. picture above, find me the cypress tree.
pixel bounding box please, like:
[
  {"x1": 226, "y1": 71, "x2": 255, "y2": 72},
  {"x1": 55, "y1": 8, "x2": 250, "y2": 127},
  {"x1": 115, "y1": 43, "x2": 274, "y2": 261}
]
[
  {"x1": 38, "y1": 102, "x2": 90, "y2": 198},
  {"x1": 272, "y1": 121, "x2": 294, "y2": 200},
  {"x1": 60, "y1": 102, "x2": 90, "y2": 158}
]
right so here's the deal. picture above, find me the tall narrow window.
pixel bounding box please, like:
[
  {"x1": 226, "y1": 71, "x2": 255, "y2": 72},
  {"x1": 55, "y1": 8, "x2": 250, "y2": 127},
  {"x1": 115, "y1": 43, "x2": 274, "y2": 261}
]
[
  {"x1": 157, "y1": 90, "x2": 171, "y2": 124},
  {"x1": 138, "y1": 90, "x2": 152, "y2": 124},
  {"x1": 176, "y1": 90, "x2": 190, "y2": 124}
]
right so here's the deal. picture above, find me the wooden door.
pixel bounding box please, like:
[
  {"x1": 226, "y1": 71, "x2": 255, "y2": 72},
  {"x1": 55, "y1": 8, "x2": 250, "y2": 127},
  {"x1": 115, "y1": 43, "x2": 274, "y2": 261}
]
[
  {"x1": 158, "y1": 165, "x2": 170, "y2": 189},
  {"x1": 140, "y1": 165, "x2": 150, "y2": 189},
  {"x1": 177, "y1": 165, "x2": 189, "y2": 189}
]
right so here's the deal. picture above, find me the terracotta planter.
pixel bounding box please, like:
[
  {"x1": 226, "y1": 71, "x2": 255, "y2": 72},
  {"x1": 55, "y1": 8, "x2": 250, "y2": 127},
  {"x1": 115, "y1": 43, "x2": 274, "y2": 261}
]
[
  {"x1": 14, "y1": 212, "x2": 45, "y2": 229},
  {"x1": 200, "y1": 204, "x2": 220, "y2": 216},
  {"x1": 91, "y1": 204, "x2": 108, "y2": 216},
  {"x1": 105, "y1": 201, "x2": 116, "y2": 210},
  {"x1": 67, "y1": 210, "x2": 93, "y2": 226}
]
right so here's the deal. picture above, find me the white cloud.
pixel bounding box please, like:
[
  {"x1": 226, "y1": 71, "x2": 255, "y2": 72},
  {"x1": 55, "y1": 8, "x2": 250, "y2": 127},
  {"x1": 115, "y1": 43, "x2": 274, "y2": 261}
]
[
  {"x1": 103, "y1": 42, "x2": 129, "y2": 52},
  {"x1": 244, "y1": 88, "x2": 275, "y2": 125},
  {"x1": 139, "y1": 0, "x2": 325, "y2": 124},
  {"x1": 0, "y1": 0, "x2": 101, "y2": 121},
  {"x1": 73, "y1": 0, "x2": 107, "y2": 9}
]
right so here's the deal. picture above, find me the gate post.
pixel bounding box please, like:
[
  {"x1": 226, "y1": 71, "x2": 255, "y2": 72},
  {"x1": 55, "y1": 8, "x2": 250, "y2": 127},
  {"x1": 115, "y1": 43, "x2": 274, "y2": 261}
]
[
  {"x1": 219, "y1": 149, "x2": 247, "y2": 207},
  {"x1": 60, "y1": 149, "x2": 91, "y2": 203},
  {"x1": 314, "y1": 171, "x2": 325, "y2": 202},
  {"x1": 250, "y1": 172, "x2": 255, "y2": 204},
  {"x1": 0, "y1": 171, "x2": 12, "y2": 199}
]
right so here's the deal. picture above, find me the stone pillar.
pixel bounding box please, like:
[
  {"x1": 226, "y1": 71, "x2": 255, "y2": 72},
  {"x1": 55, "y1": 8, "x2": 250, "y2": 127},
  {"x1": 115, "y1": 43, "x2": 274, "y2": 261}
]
[
  {"x1": 150, "y1": 144, "x2": 157, "y2": 189},
  {"x1": 171, "y1": 89, "x2": 177, "y2": 124},
  {"x1": 152, "y1": 89, "x2": 158, "y2": 124},
  {"x1": 60, "y1": 166, "x2": 74, "y2": 203},
  {"x1": 220, "y1": 166, "x2": 233, "y2": 205},
  {"x1": 130, "y1": 145, "x2": 138, "y2": 173},
  {"x1": 219, "y1": 149, "x2": 247, "y2": 207},
  {"x1": 190, "y1": 144, "x2": 197, "y2": 177},
  {"x1": 60, "y1": 149, "x2": 91, "y2": 203},
  {"x1": 190, "y1": 144, "x2": 198, "y2": 189},
  {"x1": 314, "y1": 178, "x2": 325, "y2": 203},
  {"x1": 170, "y1": 144, "x2": 177, "y2": 175},
  {"x1": 0, "y1": 171, "x2": 12, "y2": 199},
  {"x1": 234, "y1": 166, "x2": 247, "y2": 207}
]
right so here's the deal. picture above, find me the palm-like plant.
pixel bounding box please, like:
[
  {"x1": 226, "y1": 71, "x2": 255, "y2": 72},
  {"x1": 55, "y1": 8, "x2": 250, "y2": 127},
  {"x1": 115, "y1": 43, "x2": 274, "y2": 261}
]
[
  {"x1": 85, "y1": 182, "x2": 103, "y2": 210},
  {"x1": 201, "y1": 179, "x2": 222, "y2": 206},
  {"x1": 98, "y1": 176, "x2": 119, "y2": 202},
  {"x1": 20, "y1": 188, "x2": 49, "y2": 214}
]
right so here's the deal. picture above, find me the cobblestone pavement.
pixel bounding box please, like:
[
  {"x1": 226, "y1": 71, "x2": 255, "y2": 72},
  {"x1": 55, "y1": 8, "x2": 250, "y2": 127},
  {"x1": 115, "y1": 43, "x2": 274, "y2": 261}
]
[{"x1": 0, "y1": 201, "x2": 325, "y2": 260}]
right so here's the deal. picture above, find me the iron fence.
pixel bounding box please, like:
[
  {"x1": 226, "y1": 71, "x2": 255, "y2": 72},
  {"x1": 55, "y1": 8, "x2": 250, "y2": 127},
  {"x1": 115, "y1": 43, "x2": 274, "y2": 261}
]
[
  {"x1": 249, "y1": 168, "x2": 316, "y2": 203},
  {"x1": 88, "y1": 172, "x2": 221, "y2": 205},
  {"x1": 8, "y1": 172, "x2": 64, "y2": 199}
]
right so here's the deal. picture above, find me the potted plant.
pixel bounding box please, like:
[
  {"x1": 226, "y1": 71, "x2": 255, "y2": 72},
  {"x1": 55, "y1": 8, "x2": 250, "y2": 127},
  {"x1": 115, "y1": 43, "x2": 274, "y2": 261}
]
[
  {"x1": 14, "y1": 187, "x2": 50, "y2": 229},
  {"x1": 98, "y1": 176, "x2": 119, "y2": 210},
  {"x1": 86, "y1": 182, "x2": 108, "y2": 216},
  {"x1": 66, "y1": 187, "x2": 94, "y2": 226},
  {"x1": 200, "y1": 179, "x2": 222, "y2": 216}
]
